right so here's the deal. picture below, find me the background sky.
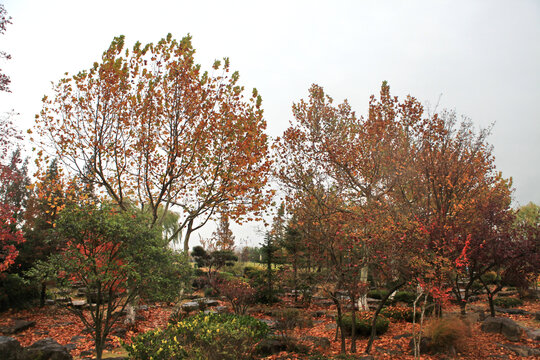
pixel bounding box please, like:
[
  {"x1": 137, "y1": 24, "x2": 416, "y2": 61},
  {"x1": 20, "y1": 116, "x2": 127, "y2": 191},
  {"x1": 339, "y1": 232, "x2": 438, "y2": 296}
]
[{"x1": 1, "y1": 0, "x2": 538, "y2": 247}]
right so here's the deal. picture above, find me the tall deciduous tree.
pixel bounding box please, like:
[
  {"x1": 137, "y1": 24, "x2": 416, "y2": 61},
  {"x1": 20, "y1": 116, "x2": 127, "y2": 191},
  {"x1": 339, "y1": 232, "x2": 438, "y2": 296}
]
[
  {"x1": 0, "y1": 117, "x2": 24, "y2": 274},
  {"x1": 34, "y1": 34, "x2": 272, "y2": 252},
  {"x1": 0, "y1": 4, "x2": 11, "y2": 92}
]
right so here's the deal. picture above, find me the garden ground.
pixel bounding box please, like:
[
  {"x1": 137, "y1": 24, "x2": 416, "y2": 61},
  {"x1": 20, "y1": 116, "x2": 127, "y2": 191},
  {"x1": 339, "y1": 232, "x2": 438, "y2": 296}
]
[{"x1": 0, "y1": 293, "x2": 538, "y2": 360}]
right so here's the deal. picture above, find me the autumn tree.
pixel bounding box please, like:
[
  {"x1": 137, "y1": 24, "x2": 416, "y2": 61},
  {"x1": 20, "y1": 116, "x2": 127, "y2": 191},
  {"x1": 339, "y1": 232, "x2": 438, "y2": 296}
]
[
  {"x1": 208, "y1": 211, "x2": 235, "y2": 251},
  {"x1": 0, "y1": 117, "x2": 24, "y2": 274},
  {"x1": 34, "y1": 34, "x2": 272, "y2": 252},
  {"x1": 48, "y1": 202, "x2": 190, "y2": 360},
  {"x1": 0, "y1": 4, "x2": 11, "y2": 92},
  {"x1": 276, "y1": 82, "x2": 425, "y2": 353}
]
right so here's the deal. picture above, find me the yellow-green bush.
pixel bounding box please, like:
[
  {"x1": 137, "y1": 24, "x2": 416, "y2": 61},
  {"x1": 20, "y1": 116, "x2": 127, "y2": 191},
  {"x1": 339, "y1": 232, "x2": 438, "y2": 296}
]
[{"x1": 126, "y1": 312, "x2": 269, "y2": 360}]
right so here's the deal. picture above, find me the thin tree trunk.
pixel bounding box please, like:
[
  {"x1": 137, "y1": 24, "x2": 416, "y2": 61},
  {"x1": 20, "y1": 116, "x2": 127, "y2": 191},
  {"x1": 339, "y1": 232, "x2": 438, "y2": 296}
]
[
  {"x1": 365, "y1": 281, "x2": 405, "y2": 354},
  {"x1": 183, "y1": 218, "x2": 194, "y2": 253}
]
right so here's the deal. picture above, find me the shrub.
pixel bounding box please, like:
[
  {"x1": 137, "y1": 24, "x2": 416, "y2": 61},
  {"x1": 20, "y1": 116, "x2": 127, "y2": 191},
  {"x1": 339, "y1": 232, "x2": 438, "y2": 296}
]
[
  {"x1": 126, "y1": 312, "x2": 269, "y2": 360},
  {"x1": 481, "y1": 271, "x2": 499, "y2": 285},
  {"x1": 214, "y1": 278, "x2": 255, "y2": 314},
  {"x1": 272, "y1": 308, "x2": 313, "y2": 333},
  {"x1": 0, "y1": 274, "x2": 39, "y2": 311},
  {"x1": 338, "y1": 313, "x2": 389, "y2": 337},
  {"x1": 367, "y1": 289, "x2": 389, "y2": 300},
  {"x1": 381, "y1": 305, "x2": 420, "y2": 322},
  {"x1": 392, "y1": 291, "x2": 417, "y2": 305},
  {"x1": 425, "y1": 317, "x2": 470, "y2": 354},
  {"x1": 493, "y1": 297, "x2": 523, "y2": 308}
]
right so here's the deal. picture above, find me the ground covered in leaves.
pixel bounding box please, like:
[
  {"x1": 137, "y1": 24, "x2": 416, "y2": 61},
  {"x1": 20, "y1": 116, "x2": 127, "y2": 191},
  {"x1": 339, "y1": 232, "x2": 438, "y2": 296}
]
[{"x1": 1, "y1": 297, "x2": 538, "y2": 359}]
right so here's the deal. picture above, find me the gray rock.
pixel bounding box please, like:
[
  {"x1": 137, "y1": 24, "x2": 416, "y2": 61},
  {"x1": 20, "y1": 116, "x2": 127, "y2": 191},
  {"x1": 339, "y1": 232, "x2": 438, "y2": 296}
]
[
  {"x1": 300, "y1": 335, "x2": 331, "y2": 349},
  {"x1": 45, "y1": 299, "x2": 55, "y2": 306},
  {"x1": 205, "y1": 299, "x2": 219, "y2": 307},
  {"x1": 495, "y1": 307, "x2": 529, "y2": 315},
  {"x1": 501, "y1": 343, "x2": 540, "y2": 357},
  {"x1": 181, "y1": 301, "x2": 199, "y2": 312},
  {"x1": 481, "y1": 317, "x2": 522, "y2": 341},
  {"x1": 524, "y1": 328, "x2": 540, "y2": 341},
  {"x1": 1, "y1": 320, "x2": 36, "y2": 335},
  {"x1": 214, "y1": 306, "x2": 228, "y2": 313},
  {"x1": 259, "y1": 318, "x2": 277, "y2": 329},
  {"x1": 393, "y1": 332, "x2": 412, "y2": 340},
  {"x1": 20, "y1": 338, "x2": 73, "y2": 360},
  {"x1": 0, "y1": 336, "x2": 22, "y2": 360},
  {"x1": 325, "y1": 322, "x2": 337, "y2": 330},
  {"x1": 256, "y1": 336, "x2": 290, "y2": 355}
]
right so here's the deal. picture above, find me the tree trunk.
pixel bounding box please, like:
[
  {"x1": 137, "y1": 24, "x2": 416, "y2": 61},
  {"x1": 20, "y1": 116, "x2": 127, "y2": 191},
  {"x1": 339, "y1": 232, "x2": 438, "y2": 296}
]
[
  {"x1": 350, "y1": 296, "x2": 357, "y2": 353},
  {"x1": 357, "y1": 266, "x2": 369, "y2": 310},
  {"x1": 365, "y1": 281, "x2": 405, "y2": 354},
  {"x1": 332, "y1": 294, "x2": 346, "y2": 354},
  {"x1": 39, "y1": 282, "x2": 47, "y2": 308},
  {"x1": 183, "y1": 218, "x2": 194, "y2": 253}
]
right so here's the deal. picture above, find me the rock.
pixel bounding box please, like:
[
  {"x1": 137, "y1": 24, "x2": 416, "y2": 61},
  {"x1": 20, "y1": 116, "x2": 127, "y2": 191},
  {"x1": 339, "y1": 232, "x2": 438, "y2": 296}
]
[
  {"x1": 259, "y1": 319, "x2": 277, "y2": 329},
  {"x1": 20, "y1": 338, "x2": 72, "y2": 360},
  {"x1": 495, "y1": 307, "x2": 529, "y2": 315},
  {"x1": 312, "y1": 310, "x2": 326, "y2": 317},
  {"x1": 1, "y1": 320, "x2": 36, "y2": 335},
  {"x1": 325, "y1": 322, "x2": 337, "y2": 330},
  {"x1": 138, "y1": 305, "x2": 149, "y2": 311},
  {"x1": 376, "y1": 346, "x2": 403, "y2": 355},
  {"x1": 205, "y1": 299, "x2": 219, "y2": 307},
  {"x1": 481, "y1": 317, "x2": 522, "y2": 341},
  {"x1": 69, "y1": 335, "x2": 85, "y2": 343},
  {"x1": 45, "y1": 299, "x2": 55, "y2": 306},
  {"x1": 409, "y1": 336, "x2": 433, "y2": 354},
  {"x1": 181, "y1": 301, "x2": 199, "y2": 312},
  {"x1": 256, "y1": 336, "x2": 289, "y2": 355},
  {"x1": 0, "y1": 336, "x2": 22, "y2": 360},
  {"x1": 501, "y1": 343, "x2": 540, "y2": 357},
  {"x1": 214, "y1": 306, "x2": 228, "y2": 313},
  {"x1": 111, "y1": 327, "x2": 127, "y2": 338},
  {"x1": 71, "y1": 299, "x2": 87, "y2": 308},
  {"x1": 524, "y1": 328, "x2": 540, "y2": 341},
  {"x1": 300, "y1": 335, "x2": 331, "y2": 349},
  {"x1": 393, "y1": 332, "x2": 412, "y2": 340}
]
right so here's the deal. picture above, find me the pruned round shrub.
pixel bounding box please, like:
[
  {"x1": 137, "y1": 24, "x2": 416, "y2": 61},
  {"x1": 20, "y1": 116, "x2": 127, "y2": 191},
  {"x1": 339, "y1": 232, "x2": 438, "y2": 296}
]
[
  {"x1": 367, "y1": 289, "x2": 389, "y2": 300},
  {"x1": 338, "y1": 313, "x2": 389, "y2": 337},
  {"x1": 126, "y1": 312, "x2": 269, "y2": 360},
  {"x1": 493, "y1": 297, "x2": 523, "y2": 308},
  {"x1": 381, "y1": 305, "x2": 420, "y2": 322},
  {"x1": 392, "y1": 291, "x2": 417, "y2": 305}
]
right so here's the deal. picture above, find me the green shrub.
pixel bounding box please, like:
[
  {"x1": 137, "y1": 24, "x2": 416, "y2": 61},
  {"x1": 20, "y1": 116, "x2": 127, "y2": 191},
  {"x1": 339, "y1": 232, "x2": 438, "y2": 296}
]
[
  {"x1": 338, "y1": 313, "x2": 389, "y2": 337},
  {"x1": 392, "y1": 291, "x2": 417, "y2": 305},
  {"x1": 481, "y1": 271, "x2": 499, "y2": 285},
  {"x1": 381, "y1": 305, "x2": 420, "y2": 322},
  {"x1": 126, "y1": 312, "x2": 269, "y2": 360},
  {"x1": 493, "y1": 297, "x2": 523, "y2": 308},
  {"x1": 425, "y1": 317, "x2": 470, "y2": 354},
  {"x1": 0, "y1": 274, "x2": 39, "y2": 311},
  {"x1": 367, "y1": 289, "x2": 389, "y2": 300}
]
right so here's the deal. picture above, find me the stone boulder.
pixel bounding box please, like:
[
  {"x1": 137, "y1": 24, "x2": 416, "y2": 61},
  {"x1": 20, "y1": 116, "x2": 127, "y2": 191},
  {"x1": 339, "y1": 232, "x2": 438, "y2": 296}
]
[
  {"x1": 1, "y1": 320, "x2": 36, "y2": 335},
  {"x1": 0, "y1": 336, "x2": 22, "y2": 360},
  {"x1": 501, "y1": 343, "x2": 540, "y2": 357},
  {"x1": 181, "y1": 301, "x2": 199, "y2": 312},
  {"x1": 20, "y1": 338, "x2": 72, "y2": 360},
  {"x1": 481, "y1": 317, "x2": 522, "y2": 341}
]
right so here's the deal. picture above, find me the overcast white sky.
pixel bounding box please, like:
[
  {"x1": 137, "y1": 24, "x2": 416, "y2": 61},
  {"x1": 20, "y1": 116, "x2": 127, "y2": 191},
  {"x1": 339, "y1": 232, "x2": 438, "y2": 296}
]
[{"x1": 0, "y1": 0, "x2": 538, "y2": 246}]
